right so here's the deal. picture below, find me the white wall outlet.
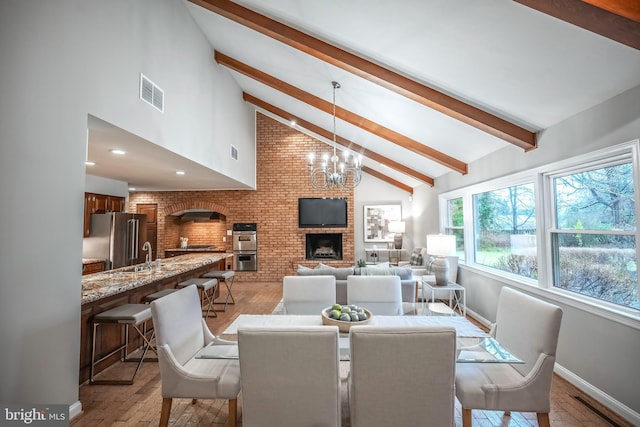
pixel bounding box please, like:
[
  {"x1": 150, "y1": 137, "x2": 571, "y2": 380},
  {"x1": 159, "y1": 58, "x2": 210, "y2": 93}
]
[{"x1": 227, "y1": 230, "x2": 232, "y2": 236}]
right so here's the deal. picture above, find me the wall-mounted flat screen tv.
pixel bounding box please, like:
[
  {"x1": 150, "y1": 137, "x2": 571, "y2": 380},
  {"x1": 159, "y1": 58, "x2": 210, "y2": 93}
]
[{"x1": 298, "y1": 197, "x2": 348, "y2": 228}]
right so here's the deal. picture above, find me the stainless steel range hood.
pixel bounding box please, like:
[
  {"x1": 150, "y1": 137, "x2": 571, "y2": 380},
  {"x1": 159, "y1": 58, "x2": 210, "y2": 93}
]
[{"x1": 171, "y1": 209, "x2": 223, "y2": 222}]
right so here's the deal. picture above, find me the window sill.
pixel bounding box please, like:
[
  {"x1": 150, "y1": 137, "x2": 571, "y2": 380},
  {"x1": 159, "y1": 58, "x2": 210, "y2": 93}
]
[{"x1": 458, "y1": 263, "x2": 640, "y2": 330}]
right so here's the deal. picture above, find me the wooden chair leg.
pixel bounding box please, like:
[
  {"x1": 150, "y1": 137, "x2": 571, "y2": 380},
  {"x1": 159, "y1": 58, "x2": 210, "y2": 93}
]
[
  {"x1": 462, "y1": 408, "x2": 472, "y2": 427},
  {"x1": 228, "y1": 399, "x2": 237, "y2": 427},
  {"x1": 159, "y1": 398, "x2": 172, "y2": 427},
  {"x1": 537, "y1": 412, "x2": 551, "y2": 427}
]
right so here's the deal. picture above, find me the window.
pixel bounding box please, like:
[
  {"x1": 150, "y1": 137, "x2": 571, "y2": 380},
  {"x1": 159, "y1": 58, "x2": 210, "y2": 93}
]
[
  {"x1": 440, "y1": 140, "x2": 640, "y2": 321},
  {"x1": 444, "y1": 197, "x2": 465, "y2": 261},
  {"x1": 549, "y1": 161, "x2": 639, "y2": 310},
  {"x1": 472, "y1": 183, "x2": 537, "y2": 279}
]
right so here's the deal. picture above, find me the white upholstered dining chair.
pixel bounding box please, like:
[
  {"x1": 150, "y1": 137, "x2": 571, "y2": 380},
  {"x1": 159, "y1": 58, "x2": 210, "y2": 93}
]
[
  {"x1": 238, "y1": 325, "x2": 341, "y2": 427},
  {"x1": 455, "y1": 287, "x2": 563, "y2": 427},
  {"x1": 150, "y1": 285, "x2": 241, "y2": 427},
  {"x1": 348, "y1": 325, "x2": 457, "y2": 426},
  {"x1": 347, "y1": 275, "x2": 402, "y2": 315},
  {"x1": 282, "y1": 275, "x2": 336, "y2": 314}
]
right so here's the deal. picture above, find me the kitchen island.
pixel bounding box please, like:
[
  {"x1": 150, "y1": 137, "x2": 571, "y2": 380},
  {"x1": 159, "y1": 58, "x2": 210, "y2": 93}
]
[{"x1": 80, "y1": 253, "x2": 233, "y2": 383}]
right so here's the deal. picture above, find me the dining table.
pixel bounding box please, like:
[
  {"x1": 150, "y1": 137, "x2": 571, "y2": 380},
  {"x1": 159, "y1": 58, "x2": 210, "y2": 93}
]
[{"x1": 198, "y1": 302, "x2": 523, "y2": 364}]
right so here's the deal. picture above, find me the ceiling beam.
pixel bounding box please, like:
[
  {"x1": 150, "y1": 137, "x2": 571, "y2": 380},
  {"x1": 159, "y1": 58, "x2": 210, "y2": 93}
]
[
  {"x1": 189, "y1": 0, "x2": 537, "y2": 150},
  {"x1": 216, "y1": 51, "x2": 468, "y2": 175},
  {"x1": 514, "y1": 0, "x2": 640, "y2": 50},
  {"x1": 582, "y1": 0, "x2": 640, "y2": 22},
  {"x1": 362, "y1": 166, "x2": 414, "y2": 194},
  {"x1": 243, "y1": 93, "x2": 435, "y2": 187}
]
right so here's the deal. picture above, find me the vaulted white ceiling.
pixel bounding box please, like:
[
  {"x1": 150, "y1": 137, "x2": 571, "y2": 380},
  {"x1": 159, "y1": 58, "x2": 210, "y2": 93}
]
[{"x1": 88, "y1": 0, "x2": 640, "y2": 191}]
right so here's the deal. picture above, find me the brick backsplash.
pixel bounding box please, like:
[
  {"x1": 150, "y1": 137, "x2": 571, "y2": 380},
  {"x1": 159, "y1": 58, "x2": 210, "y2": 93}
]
[{"x1": 129, "y1": 113, "x2": 354, "y2": 282}]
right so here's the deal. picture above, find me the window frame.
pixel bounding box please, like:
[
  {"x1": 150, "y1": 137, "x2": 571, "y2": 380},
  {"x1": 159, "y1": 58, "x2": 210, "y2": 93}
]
[
  {"x1": 439, "y1": 139, "x2": 640, "y2": 328},
  {"x1": 443, "y1": 197, "x2": 465, "y2": 262},
  {"x1": 543, "y1": 150, "x2": 639, "y2": 314}
]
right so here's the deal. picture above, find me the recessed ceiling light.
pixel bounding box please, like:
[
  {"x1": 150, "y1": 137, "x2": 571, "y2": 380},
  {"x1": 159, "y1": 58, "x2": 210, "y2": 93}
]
[
  {"x1": 176, "y1": 171, "x2": 185, "y2": 175},
  {"x1": 110, "y1": 149, "x2": 126, "y2": 155},
  {"x1": 128, "y1": 187, "x2": 136, "y2": 191},
  {"x1": 85, "y1": 161, "x2": 95, "y2": 166}
]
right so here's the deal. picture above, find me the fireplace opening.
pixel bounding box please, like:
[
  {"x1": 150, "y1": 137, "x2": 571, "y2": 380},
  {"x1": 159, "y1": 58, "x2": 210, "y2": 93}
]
[{"x1": 306, "y1": 233, "x2": 342, "y2": 260}]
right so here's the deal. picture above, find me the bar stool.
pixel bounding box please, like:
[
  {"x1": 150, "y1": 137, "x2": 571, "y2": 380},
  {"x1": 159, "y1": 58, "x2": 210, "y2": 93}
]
[
  {"x1": 90, "y1": 304, "x2": 156, "y2": 385},
  {"x1": 142, "y1": 288, "x2": 178, "y2": 303},
  {"x1": 176, "y1": 278, "x2": 217, "y2": 318},
  {"x1": 202, "y1": 270, "x2": 236, "y2": 312}
]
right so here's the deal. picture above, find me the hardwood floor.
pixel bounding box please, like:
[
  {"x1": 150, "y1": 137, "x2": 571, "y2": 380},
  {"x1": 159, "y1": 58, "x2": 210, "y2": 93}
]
[{"x1": 72, "y1": 281, "x2": 632, "y2": 427}]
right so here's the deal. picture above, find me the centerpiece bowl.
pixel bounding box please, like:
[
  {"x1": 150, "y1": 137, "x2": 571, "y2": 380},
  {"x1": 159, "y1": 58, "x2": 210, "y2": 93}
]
[{"x1": 321, "y1": 305, "x2": 372, "y2": 333}]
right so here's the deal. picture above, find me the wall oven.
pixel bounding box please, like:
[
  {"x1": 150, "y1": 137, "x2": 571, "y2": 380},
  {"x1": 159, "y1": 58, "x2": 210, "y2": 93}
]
[{"x1": 232, "y1": 223, "x2": 257, "y2": 271}]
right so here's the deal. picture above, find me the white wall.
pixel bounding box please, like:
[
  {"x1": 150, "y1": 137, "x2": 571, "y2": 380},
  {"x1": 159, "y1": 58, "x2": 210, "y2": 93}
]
[
  {"x1": 435, "y1": 84, "x2": 640, "y2": 419},
  {"x1": 84, "y1": 175, "x2": 129, "y2": 199},
  {"x1": 409, "y1": 182, "x2": 440, "y2": 249},
  {"x1": 354, "y1": 173, "x2": 413, "y2": 263},
  {"x1": 0, "y1": 0, "x2": 254, "y2": 413}
]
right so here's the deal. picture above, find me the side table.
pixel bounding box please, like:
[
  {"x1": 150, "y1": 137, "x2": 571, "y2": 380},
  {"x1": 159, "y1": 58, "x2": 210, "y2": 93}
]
[{"x1": 422, "y1": 278, "x2": 466, "y2": 317}]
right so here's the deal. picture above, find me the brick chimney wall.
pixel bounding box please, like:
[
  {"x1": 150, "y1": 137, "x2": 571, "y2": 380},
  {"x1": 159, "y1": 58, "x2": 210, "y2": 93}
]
[{"x1": 129, "y1": 113, "x2": 355, "y2": 282}]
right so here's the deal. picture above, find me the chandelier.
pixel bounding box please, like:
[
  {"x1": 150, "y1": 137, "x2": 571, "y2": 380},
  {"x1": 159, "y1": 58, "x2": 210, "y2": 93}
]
[{"x1": 308, "y1": 81, "x2": 363, "y2": 189}]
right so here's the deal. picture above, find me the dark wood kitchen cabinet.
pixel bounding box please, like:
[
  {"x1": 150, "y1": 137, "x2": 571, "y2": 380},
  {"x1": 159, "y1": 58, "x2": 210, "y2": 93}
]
[
  {"x1": 82, "y1": 260, "x2": 105, "y2": 275},
  {"x1": 136, "y1": 203, "x2": 157, "y2": 256},
  {"x1": 83, "y1": 192, "x2": 126, "y2": 237}
]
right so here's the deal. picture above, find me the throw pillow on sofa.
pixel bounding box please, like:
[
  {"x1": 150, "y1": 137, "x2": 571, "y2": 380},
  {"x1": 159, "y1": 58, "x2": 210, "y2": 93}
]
[
  {"x1": 316, "y1": 262, "x2": 334, "y2": 269},
  {"x1": 360, "y1": 267, "x2": 396, "y2": 276},
  {"x1": 360, "y1": 267, "x2": 413, "y2": 280},
  {"x1": 296, "y1": 262, "x2": 336, "y2": 273},
  {"x1": 409, "y1": 248, "x2": 424, "y2": 266}
]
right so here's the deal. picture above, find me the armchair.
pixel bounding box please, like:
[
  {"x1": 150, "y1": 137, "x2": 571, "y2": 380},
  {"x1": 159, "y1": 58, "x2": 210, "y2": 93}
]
[
  {"x1": 347, "y1": 275, "x2": 402, "y2": 315},
  {"x1": 238, "y1": 326, "x2": 341, "y2": 426},
  {"x1": 455, "y1": 287, "x2": 563, "y2": 427},
  {"x1": 282, "y1": 275, "x2": 336, "y2": 314},
  {"x1": 150, "y1": 285, "x2": 241, "y2": 427},
  {"x1": 349, "y1": 325, "x2": 457, "y2": 426}
]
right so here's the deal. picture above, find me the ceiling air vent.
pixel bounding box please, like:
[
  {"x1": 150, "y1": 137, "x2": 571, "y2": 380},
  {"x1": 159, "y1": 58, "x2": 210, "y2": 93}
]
[
  {"x1": 231, "y1": 144, "x2": 238, "y2": 160},
  {"x1": 139, "y1": 73, "x2": 164, "y2": 113}
]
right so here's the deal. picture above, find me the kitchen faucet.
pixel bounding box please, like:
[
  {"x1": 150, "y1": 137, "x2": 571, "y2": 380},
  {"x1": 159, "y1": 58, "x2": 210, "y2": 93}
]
[{"x1": 142, "y1": 241, "x2": 152, "y2": 270}]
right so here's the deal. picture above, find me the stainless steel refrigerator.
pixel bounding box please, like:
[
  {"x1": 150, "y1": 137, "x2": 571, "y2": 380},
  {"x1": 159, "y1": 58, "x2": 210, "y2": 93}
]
[{"x1": 82, "y1": 213, "x2": 148, "y2": 270}]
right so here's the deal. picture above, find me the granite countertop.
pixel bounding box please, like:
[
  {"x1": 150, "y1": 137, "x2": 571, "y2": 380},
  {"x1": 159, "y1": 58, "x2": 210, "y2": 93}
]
[
  {"x1": 164, "y1": 247, "x2": 225, "y2": 252},
  {"x1": 81, "y1": 253, "x2": 233, "y2": 304}
]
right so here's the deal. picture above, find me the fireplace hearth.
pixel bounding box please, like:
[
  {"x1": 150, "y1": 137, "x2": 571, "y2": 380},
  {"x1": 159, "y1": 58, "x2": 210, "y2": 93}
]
[{"x1": 306, "y1": 233, "x2": 342, "y2": 260}]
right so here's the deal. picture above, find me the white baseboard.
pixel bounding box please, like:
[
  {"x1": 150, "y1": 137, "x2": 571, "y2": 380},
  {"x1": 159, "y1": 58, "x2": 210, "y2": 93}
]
[
  {"x1": 69, "y1": 400, "x2": 83, "y2": 421},
  {"x1": 466, "y1": 307, "x2": 640, "y2": 426},
  {"x1": 466, "y1": 307, "x2": 491, "y2": 327}
]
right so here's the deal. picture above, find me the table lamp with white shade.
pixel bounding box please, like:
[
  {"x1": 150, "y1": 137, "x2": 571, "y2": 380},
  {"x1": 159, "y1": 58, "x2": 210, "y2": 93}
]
[
  {"x1": 426, "y1": 234, "x2": 456, "y2": 286},
  {"x1": 388, "y1": 221, "x2": 406, "y2": 249}
]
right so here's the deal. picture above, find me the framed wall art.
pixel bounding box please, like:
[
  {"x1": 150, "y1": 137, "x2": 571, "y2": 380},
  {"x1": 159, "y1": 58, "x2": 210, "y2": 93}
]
[{"x1": 364, "y1": 204, "x2": 402, "y2": 242}]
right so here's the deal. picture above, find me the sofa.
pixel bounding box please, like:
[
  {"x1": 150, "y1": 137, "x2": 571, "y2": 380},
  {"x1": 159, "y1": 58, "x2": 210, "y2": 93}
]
[{"x1": 296, "y1": 264, "x2": 416, "y2": 304}]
